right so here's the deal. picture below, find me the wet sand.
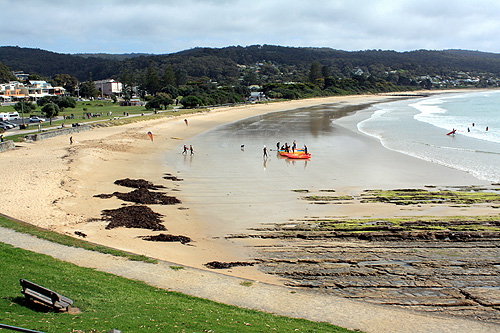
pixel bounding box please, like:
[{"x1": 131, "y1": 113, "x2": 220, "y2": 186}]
[{"x1": 0, "y1": 93, "x2": 491, "y2": 287}]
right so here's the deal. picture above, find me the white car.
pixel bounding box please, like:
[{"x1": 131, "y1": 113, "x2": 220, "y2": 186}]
[
  {"x1": 29, "y1": 117, "x2": 45, "y2": 123},
  {"x1": 0, "y1": 121, "x2": 15, "y2": 129}
]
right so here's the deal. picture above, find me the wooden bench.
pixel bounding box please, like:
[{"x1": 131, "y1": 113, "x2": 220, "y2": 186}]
[{"x1": 20, "y1": 279, "x2": 73, "y2": 311}]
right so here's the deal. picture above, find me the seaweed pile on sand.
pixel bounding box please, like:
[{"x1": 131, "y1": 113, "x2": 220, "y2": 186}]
[
  {"x1": 94, "y1": 178, "x2": 181, "y2": 232},
  {"x1": 94, "y1": 187, "x2": 181, "y2": 205},
  {"x1": 114, "y1": 178, "x2": 166, "y2": 190},
  {"x1": 140, "y1": 234, "x2": 191, "y2": 244},
  {"x1": 163, "y1": 173, "x2": 183, "y2": 181},
  {"x1": 102, "y1": 205, "x2": 166, "y2": 230},
  {"x1": 205, "y1": 261, "x2": 255, "y2": 269}
]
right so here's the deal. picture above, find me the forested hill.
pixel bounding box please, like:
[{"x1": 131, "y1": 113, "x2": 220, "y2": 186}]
[
  {"x1": 0, "y1": 46, "x2": 121, "y2": 81},
  {"x1": 3, "y1": 45, "x2": 500, "y2": 85},
  {"x1": 0, "y1": 60, "x2": 16, "y2": 82}
]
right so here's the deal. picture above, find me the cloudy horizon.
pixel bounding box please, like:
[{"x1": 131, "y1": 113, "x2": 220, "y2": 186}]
[{"x1": 3, "y1": 0, "x2": 500, "y2": 55}]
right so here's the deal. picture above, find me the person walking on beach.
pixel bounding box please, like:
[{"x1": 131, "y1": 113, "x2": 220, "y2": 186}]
[
  {"x1": 276, "y1": 142, "x2": 280, "y2": 151},
  {"x1": 263, "y1": 145, "x2": 268, "y2": 158},
  {"x1": 190, "y1": 145, "x2": 194, "y2": 155},
  {"x1": 182, "y1": 145, "x2": 188, "y2": 154},
  {"x1": 184, "y1": 119, "x2": 188, "y2": 126},
  {"x1": 70, "y1": 136, "x2": 73, "y2": 144}
]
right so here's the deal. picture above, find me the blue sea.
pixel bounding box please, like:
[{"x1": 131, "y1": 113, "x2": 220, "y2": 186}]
[{"x1": 358, "y1": 90, "x2": 500, "y2": 182}]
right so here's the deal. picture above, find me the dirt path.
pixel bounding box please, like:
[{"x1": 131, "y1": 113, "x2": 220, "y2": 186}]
[{"x1": 1, "y1": 227, "x2": 498, "y2": 333}]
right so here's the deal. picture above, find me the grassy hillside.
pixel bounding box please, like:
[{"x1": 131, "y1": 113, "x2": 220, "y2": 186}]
[{"x1": 0, "y1": 241, "x2": 350, "y2": 332}]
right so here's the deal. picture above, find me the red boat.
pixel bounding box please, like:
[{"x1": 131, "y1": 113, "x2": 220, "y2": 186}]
[
  {"x1": 278, "y1": 149, "x2": 305, "y2": 156},
  {"x1": 283, "y1": 152, "x2": 311, "y2": 159}
]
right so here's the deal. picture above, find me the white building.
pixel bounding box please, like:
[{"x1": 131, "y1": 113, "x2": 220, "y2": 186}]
[
  {"x1": 0, "y1": 80, "x2": 65, "y2": 103},
  {"x1": 94, "y1": 79, "x2": 123, "y2": 97}
]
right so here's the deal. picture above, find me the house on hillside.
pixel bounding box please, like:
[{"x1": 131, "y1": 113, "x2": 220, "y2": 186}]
[
  {"x1": 0, "y1": 80, "x2": 66, "y2": 104},
  {"x1": 12, "y1": 71, "x2": 30, "y2": 81},
  {"x1": 0, "y1": 81, "x2": 27, "y2": 102},
  {"x1": 25, "y1": 80, "x2": 66, "y2": 100}
]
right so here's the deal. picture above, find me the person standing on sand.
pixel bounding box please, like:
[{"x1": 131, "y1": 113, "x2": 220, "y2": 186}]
[
  {"x1": 263, "y1": 145, "x2": 268, "y2": 158},
  {"x1": 184, "y1": 119, "x2": 188, "y2": 126},
  {"x1": 70, "y1": 136, "x2": 73, "y2": 144},
  {"x1": 190, "y1": 145, "x2": 194, "y2": 155}
]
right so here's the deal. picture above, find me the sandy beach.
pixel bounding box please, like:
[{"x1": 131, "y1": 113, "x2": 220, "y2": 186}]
[{"x1": 0, "y1": 93, "x2": 493, "y2": 286}]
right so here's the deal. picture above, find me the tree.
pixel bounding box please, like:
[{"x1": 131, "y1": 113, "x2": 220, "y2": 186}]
[
  {"x1": 180, "y1": 95, "x2": 202, "y2": 108},
  {"x1": 120, "y1": 69, "x2": 136, "y2": 100},
  {"x1": 80, "y1": 81, "x2": 99, "y2": 99},
  {"x1": 41, "y1": 103, "x2": 60, "y2": 124},
  {"x1": 242, "y1": 71, "x2": 258, "y2": 86},
  {"x1": 145, "y1": 98, "x2": 161, "y2": 111},
  {"x1": 156, "y1": 92, "x2": 173, "y2": 110},
  {"x1": 28, "y1": 74, "x2": 43, "y2": 81},
  {"x1": 56, "y1": 96, "x2": 77, "y2": 113},
  {"x1": 14, "y1": 100, "x2": 37, "y2": 120},
  {"x1": 160, "y1": 85, "x2": 178, "y2": 99},
  {"x1": 309, "y1": 61, "x2": 322, "y2": 84},
  {"x1": 37, "y1": 95, "x2": 58, "y2": 107},
  {"x1": 162, "y1": 65, "x2": 176, "y2": 87},
  {"x1": 143, "y1": 66, "x2": 161, "y2": 95},
  {"x1": 174, "y1": 69, "x2": 187, "y2": 87},
  {"x1": 0, "y1": 61, "x2": 16, "y2": 83},
  {"x1": 51, "y1": 74, "x2": 78, "y2": 96},
  {"x1": 321, "y1": 66, "x2": 331, "y2": 79},
  {"x1": 259, "y1": 63, "x2": 279, "y2": 76},
  {"x1": 145, "y1": 93, "x2": 173, "y2": 110}
]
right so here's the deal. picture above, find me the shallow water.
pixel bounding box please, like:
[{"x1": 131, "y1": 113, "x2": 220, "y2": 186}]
[
  {"x1": 163, "y1": 103, "x2": 374, "y2": 233},
  {"x1": 163, "y1": 99, "x2": 485, "y2": 234},
  {"x1": 359, "y1": 91, "x2": 500, "y2": 182}
]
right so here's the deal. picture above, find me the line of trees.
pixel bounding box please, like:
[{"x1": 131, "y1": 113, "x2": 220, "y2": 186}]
[{"x1": 12, "y1": 95, "x2": 77, "y2": 124}]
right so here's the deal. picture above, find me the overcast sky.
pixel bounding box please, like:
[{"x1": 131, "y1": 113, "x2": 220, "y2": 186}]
[{"x1": 3, "y1": 0, "x2": 500, "y2": 55}]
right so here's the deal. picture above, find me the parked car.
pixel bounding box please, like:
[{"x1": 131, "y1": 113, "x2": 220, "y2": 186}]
[
  {"x1": 2, "y1": 120, "x2": 16, "y2": 128},
  {"x1": 0, "y1": 121, "x2": 15, "y2": 129},
  {"x1": 29, "y1": 116, "x2": 45, "y2": 123},
  {"x1": 0, "y1": 124, "x2": 10, "y2": 130}
]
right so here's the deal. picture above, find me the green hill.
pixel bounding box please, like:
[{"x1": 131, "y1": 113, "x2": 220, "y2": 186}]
[{"x1": 3, "y1": 45, "x2": 500, "y2": 85}]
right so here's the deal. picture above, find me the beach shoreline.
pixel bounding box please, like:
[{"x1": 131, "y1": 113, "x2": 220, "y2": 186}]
[{"x1": 0, "y1": 91, "x2": 493, "y2": 285}]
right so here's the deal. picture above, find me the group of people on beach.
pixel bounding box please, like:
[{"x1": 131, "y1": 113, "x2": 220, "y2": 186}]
[
  {"x1": 277, "y1": 141, "x2": 308, "y2": 154},
  {"x1": 263, "y1": 140, "x2": 308, "y2": 158},
  {"x1": 182, "y1": 144, "x2": 194, "y2": 155}
]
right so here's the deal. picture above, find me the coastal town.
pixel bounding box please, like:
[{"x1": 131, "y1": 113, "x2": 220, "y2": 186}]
[{"x1": 3, "y1": 2, "x2": 500, "y2": 328}]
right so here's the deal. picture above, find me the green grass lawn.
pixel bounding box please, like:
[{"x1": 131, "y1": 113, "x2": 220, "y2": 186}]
[
  {"x1": 1, "y1": 100, "x2": 210, "y2": 141},
  {"x1": 0, "y1": 215, "x2": 156, "y2": 263},
  {"x1": 0, "y1": 241, "x2": 351, "y2": 332}
]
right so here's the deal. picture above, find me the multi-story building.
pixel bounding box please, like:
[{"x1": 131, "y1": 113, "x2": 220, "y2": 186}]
[
  {"x1": 94, "y1": 79, "x2": 123, "y2": 97},
  {"x1": 0, "y1": 80, "x2": 65, "y2": 103},
  {"x1": 0, "y1": 81, "x2": 27, "y2": 102}
]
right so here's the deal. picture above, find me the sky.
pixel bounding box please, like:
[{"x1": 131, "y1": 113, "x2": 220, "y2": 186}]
[{"x1": 3, "y1": 0, "x2": 500, "y2": 55}]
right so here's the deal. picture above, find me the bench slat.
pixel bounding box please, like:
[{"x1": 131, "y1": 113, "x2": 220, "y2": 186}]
[{"x1": 23, "y1": 289, "x2": 54, "y2": 305}]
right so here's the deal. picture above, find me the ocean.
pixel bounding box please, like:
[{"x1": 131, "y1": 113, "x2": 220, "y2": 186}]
[
  {"x1": 358, "y1": 90, "x2": 500, "y2": 183},
  {"x1": 163, "y1": 95, "x2": 492, "y2": 232}
]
